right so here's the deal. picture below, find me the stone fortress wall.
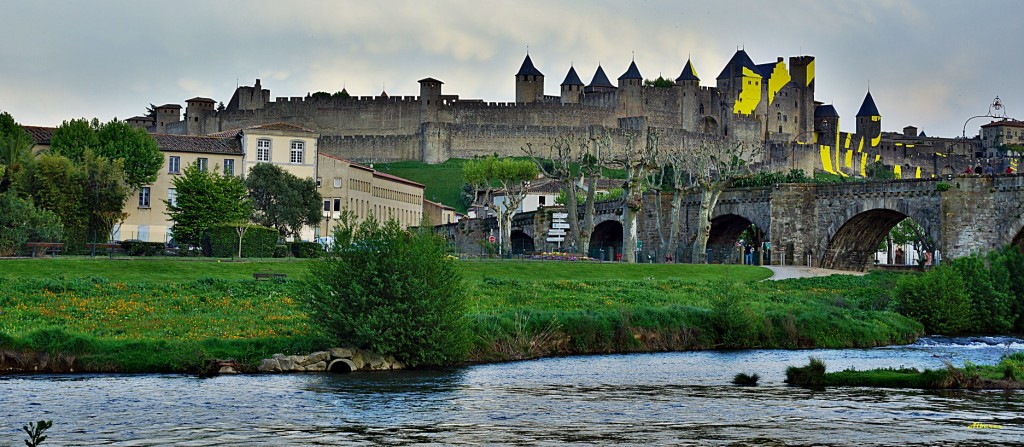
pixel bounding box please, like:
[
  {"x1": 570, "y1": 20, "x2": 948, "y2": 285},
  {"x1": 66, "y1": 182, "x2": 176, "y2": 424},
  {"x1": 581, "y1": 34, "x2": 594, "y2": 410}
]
[{"x1": 152, "y1": 50, "x2": 996, "y2": 180}]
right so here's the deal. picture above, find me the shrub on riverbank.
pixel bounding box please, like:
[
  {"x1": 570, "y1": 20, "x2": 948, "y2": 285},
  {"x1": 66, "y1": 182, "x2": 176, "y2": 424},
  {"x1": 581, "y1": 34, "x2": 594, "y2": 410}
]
[
  {"x1": 785, "y1": 353, "x2": 1024, "y2": 389},
  {"x1": 303, "y1": 217, "x2": 471, "y2": 368},
  {"x1": 893, "y1": 247, "x2": 1023, "y2": 334}
]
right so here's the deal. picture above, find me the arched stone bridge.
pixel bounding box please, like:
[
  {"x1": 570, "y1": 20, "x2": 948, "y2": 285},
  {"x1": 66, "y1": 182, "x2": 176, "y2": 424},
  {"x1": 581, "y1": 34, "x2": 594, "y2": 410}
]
[{"x1": 446, "y1": 174, "x2": 1024, "y2": 271}]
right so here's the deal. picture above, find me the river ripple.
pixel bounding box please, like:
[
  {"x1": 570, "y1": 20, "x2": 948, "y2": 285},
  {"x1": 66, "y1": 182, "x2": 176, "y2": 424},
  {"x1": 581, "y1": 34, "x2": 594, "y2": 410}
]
[{"x1": 2, "y1": 336, "x2": 1022, "y2": 446}]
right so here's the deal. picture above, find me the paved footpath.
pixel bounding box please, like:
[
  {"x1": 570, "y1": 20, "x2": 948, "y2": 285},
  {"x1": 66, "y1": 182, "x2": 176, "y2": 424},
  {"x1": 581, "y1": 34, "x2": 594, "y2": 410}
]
[{"x1": 763, "y1": 266, "x2": 866, "y2": 280}]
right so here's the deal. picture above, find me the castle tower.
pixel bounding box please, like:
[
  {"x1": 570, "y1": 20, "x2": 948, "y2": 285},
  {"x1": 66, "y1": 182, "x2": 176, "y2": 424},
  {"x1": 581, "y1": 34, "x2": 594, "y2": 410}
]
[
  {"x1": 855, "y1": 91, "x2": 881, "y2": 145},
  {"x1": 716, "y1": 49, "x2": 763, "y2": 118},
  {"x1": 584, "y1": 65, "x2": 616, "y2": 94},
  {"x1": 789, "y1": 56, "x2": 816, "y2": 140},
  {"x1": 185, "y1": 97, "x2": 216, "y2": 135},
  {"x1": 419, "y1": 77, "x2": 443, "y2": 122},
  {"x1": 674, "y1": 58, "x2": 700, "y2": 88},
  {"x1": 814, "y1": 104, "x2": 839, "y2": 143},
  {"x1": 515, "y1": 54, "x2": 545, "y2": 103},
  {"x1": 618, "y1": 60, "x2": 643, "y2": 116},
  {"x1": 560, "y1": 65, "x2": 584, "y2": 104},
  {"x1": 154, "y1": 104, "x2": 181, "y2": 133}
]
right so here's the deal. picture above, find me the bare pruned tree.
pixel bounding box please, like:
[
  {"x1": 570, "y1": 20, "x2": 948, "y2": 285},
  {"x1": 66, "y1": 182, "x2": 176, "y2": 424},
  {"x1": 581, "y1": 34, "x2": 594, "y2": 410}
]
[
  {"x1": 676, "y1": 134, "x2": 760, "y2": 263},
  {"x1": 524, "y1": 131, "x2": 608, "y2": 254},
  {"x1": 608, "y1": 127, "x2": 660, "y2": 263}
]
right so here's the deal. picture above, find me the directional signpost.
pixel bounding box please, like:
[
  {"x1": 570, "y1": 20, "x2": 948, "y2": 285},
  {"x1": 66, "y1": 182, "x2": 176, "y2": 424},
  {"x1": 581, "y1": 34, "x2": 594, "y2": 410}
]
[{"x1": 547, "y1": 213, "x2": 570, "y2": 248}]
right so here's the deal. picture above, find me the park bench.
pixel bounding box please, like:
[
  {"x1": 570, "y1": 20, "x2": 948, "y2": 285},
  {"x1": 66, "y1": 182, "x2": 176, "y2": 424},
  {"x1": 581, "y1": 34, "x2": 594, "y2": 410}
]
[
  {"x1": 23, "y1": 242, "x2": 64, "y2": 258},
  {"x1": 253, "y1": 272, "x2": 288, "y2": 281},
  {"x1": 84, "y1": 243, "x2": 123, "y2": 257}
]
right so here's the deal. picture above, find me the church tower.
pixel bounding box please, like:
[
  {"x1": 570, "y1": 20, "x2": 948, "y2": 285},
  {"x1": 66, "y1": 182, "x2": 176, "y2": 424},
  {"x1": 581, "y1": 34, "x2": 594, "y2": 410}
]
[{"x1": 515, "y1": 54, "x2": 545, "y2": 103}]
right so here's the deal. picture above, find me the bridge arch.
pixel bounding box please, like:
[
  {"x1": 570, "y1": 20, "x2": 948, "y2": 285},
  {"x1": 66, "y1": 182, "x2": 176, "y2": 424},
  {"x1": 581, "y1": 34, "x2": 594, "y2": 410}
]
[
  {"x1": 819, "y1": 203, "x2": 939, "y2": 271},
  {"x1": 510, "y1": 230, "x2": 534, "y2": 254},
  {"x1": 707, "y1": 214, "x2": 766, "y2": 264},
  {"x1": 589, "y1": 220, "x2": 623, "y2": 261}
]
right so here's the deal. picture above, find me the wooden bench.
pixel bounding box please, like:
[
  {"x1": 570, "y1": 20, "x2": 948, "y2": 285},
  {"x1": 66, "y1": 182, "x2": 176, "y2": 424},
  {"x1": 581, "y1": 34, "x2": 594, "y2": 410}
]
[
  {"x1": 85, "y1": 243, "x2": 122, "y2": 257},
  {"x1": 253, "y1": 272, "x2": 288, "y2": 281},
  {"x1": 24, "y1": 242, "x2": 64, "y2": 258}
]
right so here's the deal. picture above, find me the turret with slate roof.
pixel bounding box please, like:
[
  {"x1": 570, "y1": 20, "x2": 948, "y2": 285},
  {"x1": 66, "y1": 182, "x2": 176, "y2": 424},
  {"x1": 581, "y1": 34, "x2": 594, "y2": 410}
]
[
  {"x1": 716, "y1": 49, "x2": 759, "y2": 81},
  {"x1": 584, "y1": 65, "x2": 616, "y2": 94},
  {"x1": 814, "y1": 103, "x2": 840, "y2": 141},
  {"x1": 560, "y1": 65, "x2": 584, "y2": 104},
  {"x1": 618, "y1": 60, "x2": 643, "y2": 88},
  {"x1": 675, "y1": 59, "x2": 700, "y2": 86},
  {"x1": 515, "y1": 53, "x2": 545, "y2": 103},
  {"x1": 855, "y1": 91, "x2": 881, "y2": 140}
]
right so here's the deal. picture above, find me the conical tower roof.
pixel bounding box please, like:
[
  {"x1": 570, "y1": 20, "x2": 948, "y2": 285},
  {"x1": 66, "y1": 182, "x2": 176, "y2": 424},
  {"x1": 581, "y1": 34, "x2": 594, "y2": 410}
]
[
  {"x1": 675, "y1": 59, "x2": 700, "y2": 82},
  {"x1": 716, "y1": 49, "x2": 758, "y2": 80},
  {"x1": 588, "y1": 65, "x2": 615, "y2": 88},
  {"x1": 516, "y1": 54, "x2": 544, "y2": 77},
  {"x1": 618, "y1": 60, "x2": 643, "y2": 81},
  {"x1": 814, "y1": 104, "x2": 839, "y2": 118},
  {"x1": 561, "y1": 66, "x2": 584, "y2": 86},
  {"x1": 856, "y1": 91, "x2": 880, "y2": 117}
]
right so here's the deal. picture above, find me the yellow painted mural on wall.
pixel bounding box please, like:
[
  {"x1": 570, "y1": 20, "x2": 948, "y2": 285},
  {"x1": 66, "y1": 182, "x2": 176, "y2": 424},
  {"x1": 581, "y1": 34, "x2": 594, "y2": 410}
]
[
  {"x1": 870, "y1": 115, "x2": 882, "y2": 147},
  {"x1": 820, "y1": 145, "x2": 835, "y2": 174},
  {"x1": 860, "y1": 153, "x2": 868, "y2": 176},
  {"x1": 894, "y1": 165, "x2": 902, "y2": 179},
  {"x1": 765, "y1": 61, "x2": 791, "y2": 105},
  {"x1": 806, "y1": 60, "x2": 815, "y2": 86},
  {"x1": 733, "y1": 67, "x2": 762, "y2": 115},
  {"x1": 915, "y1": 166, "x2": 921, "y2": 179},
  {"x1": 845, "y1": 149, "x2": 853, "y2": 168}
]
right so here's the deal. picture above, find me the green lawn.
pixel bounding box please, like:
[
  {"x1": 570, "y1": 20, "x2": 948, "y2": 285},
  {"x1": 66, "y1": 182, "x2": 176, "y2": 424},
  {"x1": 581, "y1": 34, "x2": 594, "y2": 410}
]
[
  {"x1": 373, "y1": 159, "x2": 471, "y2": 213},
  {"x1": 0, "y1": 258, "x2": 772, "y2": 284},
  {"x1": 0, "y1": 258, "x2": 313, "y2": 283}
]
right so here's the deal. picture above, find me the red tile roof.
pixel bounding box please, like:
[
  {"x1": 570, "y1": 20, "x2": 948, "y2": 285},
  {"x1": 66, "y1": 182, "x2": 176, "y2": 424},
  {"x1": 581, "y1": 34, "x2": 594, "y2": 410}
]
[
  {"x1": 23, "y1": 126, "x2": 55, "y2": 144},
  {"x1": 152, "y1": 134, "x2": 243, "y2": 155},
  {"x1": 982, "y1": 120, "x2": 1024, "y2": 129},
  {"x1": 246, "y1": 122, "x2": 317, "y2": 133},
  {"x1": 317, "y1": 153, "x2": 423, "y2": 188},
  {"x1": 207, "y1": 128, "x2": 242, "y2": 138}
]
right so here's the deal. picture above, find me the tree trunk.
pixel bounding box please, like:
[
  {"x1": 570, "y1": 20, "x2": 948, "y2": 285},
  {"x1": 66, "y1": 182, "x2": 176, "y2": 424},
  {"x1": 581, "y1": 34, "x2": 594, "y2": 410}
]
[
  {"x1": 579, "y1": 175, "x2": 597, "y2": 255},
  {"x1": 562, "y1": 176, "x2": 581, "y2": 253},
  {"x1": 666, "y1": 189, "x2": 683, "y2": 261},
  {"x1": 690, "y1": 188, "x2": 722, "y2": 263},
  {"x1": 622, "y1": 204, "x2": 638, "y2": 263},
  {"x1": 500, "y1": 212, "x2": 513, "y2": 257},
  {"x1": 653, "y1": 189, "x2": 666, "y2": 258}
]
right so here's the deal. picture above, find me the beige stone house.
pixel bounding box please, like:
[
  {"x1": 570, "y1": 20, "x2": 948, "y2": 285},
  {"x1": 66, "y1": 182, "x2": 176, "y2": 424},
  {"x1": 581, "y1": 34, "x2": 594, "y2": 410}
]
[{"x1": 316, "y1": 153, "x2": 425, "y2": 238}]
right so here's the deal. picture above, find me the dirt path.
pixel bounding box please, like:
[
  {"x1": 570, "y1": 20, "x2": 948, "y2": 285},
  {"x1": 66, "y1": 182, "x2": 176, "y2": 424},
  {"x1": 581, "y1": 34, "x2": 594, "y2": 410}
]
[{"x1": 763, "y1": 266, "x2": 866, "y2": 280}]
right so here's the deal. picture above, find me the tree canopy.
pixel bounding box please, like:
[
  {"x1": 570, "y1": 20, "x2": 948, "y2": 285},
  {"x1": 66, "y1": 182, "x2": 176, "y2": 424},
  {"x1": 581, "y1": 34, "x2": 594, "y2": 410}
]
[
  {"x1": 166, "y1": 161, "x2": 252, "y2": 246},
  {"x1": 0, "y1": 111, "x2": 34, "y2": 193},
  {"x1": 49, "y1": 118, "x2": 101, "y2": 163},
  {"x1": 96, "y1": 119, "x2": 162, "y2": 189},
  {"x1": 463, "y1": 156, "x2": 538, "y2": 255},
  {"x1": 245, "y1": 162, "x2": 322, "y2": 238}
]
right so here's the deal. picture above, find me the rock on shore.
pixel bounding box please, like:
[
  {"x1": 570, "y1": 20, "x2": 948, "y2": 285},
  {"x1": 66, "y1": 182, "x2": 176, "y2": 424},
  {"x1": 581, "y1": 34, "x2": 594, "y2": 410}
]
[{"x1": 258, "y1": 347, "x2": 405, "y2": 373}]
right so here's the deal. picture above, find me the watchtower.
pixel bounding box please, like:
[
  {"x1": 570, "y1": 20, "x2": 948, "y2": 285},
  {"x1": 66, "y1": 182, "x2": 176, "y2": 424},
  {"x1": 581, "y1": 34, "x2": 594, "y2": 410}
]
[{"x1": 515, "y1": 54, "x2": 544, "y2": 103}]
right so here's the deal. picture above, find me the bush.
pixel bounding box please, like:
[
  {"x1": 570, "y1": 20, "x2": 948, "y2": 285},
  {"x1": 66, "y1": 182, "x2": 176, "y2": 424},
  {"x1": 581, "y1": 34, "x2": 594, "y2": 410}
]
[
  {"x1": 290, "y1": 241, "x2": 322, "y2": 258},
  {"x1": 894, "y1": 266, "x2": 971, "y2": 334},
  {"x1": 120, "y1": 240, "x2": 165, "y2": 256},
  {"x1": 273, "y1": 244, "x2": 289, "y2": 258},
  {"x1": 786, "y1": 357, "x2": 826, "y2": 386},
  {"x1": 0, "y1": 192, "x2": 63, "y2": 256},
  {"x1": 205, "y1": 224, "x2": 278, "y2": 258},
  {"x1": 304, "y1": 217, "x2": 470, "y2": 367},
  {"x1": 732, "y1": 372, "x2": 760, "y2": 386}
]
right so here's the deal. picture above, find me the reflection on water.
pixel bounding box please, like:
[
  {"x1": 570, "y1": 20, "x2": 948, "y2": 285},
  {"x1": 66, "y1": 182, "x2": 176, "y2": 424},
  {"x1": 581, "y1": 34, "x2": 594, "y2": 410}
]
[{"x1": 1, "y1": 337, "x2": 1022, "y2": 446}]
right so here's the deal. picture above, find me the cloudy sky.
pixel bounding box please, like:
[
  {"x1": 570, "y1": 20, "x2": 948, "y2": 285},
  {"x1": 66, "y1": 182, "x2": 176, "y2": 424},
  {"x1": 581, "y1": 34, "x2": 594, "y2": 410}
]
[{"x1": 1, "y1": 0, "x2": 1020, "y2": 138}]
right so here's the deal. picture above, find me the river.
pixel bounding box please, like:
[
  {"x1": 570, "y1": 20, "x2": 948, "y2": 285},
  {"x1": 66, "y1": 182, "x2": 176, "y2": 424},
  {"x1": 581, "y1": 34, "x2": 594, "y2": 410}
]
[{"x1": 2, "y1": 336, "x2": 1023, "y2": 446}]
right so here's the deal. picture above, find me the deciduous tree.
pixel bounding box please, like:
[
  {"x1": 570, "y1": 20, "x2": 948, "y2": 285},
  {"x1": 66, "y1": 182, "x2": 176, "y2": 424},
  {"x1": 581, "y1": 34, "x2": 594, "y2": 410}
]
[
  {"x1": 49, "y1": 118, "x2": 100, "y2": 163},
  {"x1": 463, "y1": 156, "x2": 538, "y2": 256},
  {"x1": 0, "y1": 111, "x2": 34, "y2": 193},
  {"x1": 608, "y1": 128, "x2": 660, "y2": 263},
  {"x1": 676, "y1": 134, "x2": 760, "y2": 263},
  {"x1": 245, "y1": 162, "x2": 322, "y2": 239},
  {"x1": 166, "y1": 162, "x2": 252, "y2": 246},
  {"x1": 96, "y1": 119, "x2": 162, "y2": 189}
]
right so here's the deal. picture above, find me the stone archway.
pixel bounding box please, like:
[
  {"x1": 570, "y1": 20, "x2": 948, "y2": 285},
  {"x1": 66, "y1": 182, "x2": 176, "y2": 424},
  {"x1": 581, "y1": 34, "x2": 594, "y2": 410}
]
[
  {"x1": 701, "y1": 116, "x2": 718, "y2": 134},
  {"x1": 510, "y1": 230, "x2": 535, "y2": 255},
  {"x1": 707, "y1": 214, "x2": 766, "y2": 264},
  {"x1": 939, "y1": 165, "x2": 955, "y2": 176},
  {"x1": 589, "y1": 220, "x2": 623, "y2": 261},
  {"x1": 820, "y1": 209, "x2": 908, "y2": 271}
]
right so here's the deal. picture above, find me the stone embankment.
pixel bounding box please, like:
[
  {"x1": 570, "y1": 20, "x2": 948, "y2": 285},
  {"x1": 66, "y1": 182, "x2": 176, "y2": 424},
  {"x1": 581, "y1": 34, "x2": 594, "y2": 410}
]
[{"x1": 256, "y1": 347, "x2": 405, "y2": 373}]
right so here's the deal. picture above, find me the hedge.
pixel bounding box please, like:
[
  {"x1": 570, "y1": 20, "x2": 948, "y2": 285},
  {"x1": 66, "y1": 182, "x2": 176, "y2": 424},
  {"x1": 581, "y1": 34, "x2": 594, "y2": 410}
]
[{"x1": 205, "y1": 224, "x2": 279, "y2": 258}]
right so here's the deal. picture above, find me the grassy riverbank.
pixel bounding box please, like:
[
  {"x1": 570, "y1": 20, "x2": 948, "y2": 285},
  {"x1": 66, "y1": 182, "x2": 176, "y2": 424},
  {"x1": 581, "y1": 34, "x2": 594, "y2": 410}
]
[
  {"x1": 785, "y1": 353, "x2": 1024, "y2": 389},
  {"x1": 0, "y1": 259, "x2": 922, "y2": 372}
]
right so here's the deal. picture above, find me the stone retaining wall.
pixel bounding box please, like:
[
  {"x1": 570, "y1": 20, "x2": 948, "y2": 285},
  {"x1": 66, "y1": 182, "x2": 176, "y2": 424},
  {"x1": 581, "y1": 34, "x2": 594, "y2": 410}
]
[{"x1": 257, "y1": 347, "x2": 405, "y2": 373}]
